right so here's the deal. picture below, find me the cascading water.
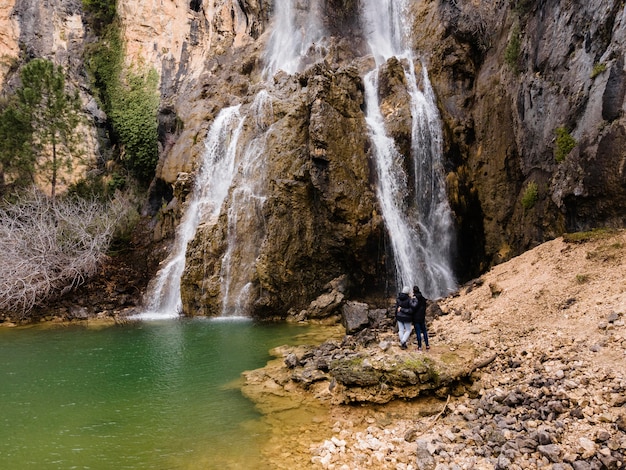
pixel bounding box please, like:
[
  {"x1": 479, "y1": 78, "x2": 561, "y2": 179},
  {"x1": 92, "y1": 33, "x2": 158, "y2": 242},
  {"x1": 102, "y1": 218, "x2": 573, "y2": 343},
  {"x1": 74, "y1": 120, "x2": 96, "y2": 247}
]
[
  {"x1": 138, "y1": 0, "x2": 455, "y2": 319},
  {"x1": 262, "y1": 0, "x2": 326, "y2": 78},
  {"x1": 361, "y1": 0, "x2": 457, "y2": 298},
  {"x1": 219, "y1": 91, "x2": 272, "y2": 316},
  {"x1": 134, "y1": 106, "x2": 244, "y2": 320},
  {"x1": 137, "y1": 2, "x2": 327, "y2": 320}
]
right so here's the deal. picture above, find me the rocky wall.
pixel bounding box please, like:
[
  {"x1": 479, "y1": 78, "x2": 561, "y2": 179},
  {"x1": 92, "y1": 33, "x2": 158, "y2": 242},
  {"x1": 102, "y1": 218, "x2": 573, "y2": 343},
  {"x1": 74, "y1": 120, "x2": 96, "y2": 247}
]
[{"x1": 414, "y1": 0, "x2": 626, "y2": 268}]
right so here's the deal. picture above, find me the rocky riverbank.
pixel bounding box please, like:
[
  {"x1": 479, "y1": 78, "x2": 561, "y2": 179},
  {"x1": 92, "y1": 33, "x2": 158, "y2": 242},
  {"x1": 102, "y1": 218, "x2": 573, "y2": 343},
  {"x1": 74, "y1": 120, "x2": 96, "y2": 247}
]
[{"x1": 242, "y1": 229, "x2": 626, "y2": 469}]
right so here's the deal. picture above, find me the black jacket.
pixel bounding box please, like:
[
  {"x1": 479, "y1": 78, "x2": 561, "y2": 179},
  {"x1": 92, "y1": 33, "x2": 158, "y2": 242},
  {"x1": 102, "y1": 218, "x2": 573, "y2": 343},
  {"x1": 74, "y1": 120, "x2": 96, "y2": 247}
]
[
  {"x1": 411, "y1": 294, "x2": 427, "y2": 324},
  {"x1": 395, "y1": 292, "x2": 413, "y2": 322}
]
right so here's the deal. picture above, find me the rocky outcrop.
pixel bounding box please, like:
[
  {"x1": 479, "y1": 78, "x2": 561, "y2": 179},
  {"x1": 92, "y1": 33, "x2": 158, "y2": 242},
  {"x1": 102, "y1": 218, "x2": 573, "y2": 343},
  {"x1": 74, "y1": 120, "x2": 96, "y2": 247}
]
[
  {"x1": 243, "y1": 302, "x2": 485, "y2": 405},
  {"x1": 0, "y1": 0, "x2": 19, "y2": 87},
  {"x1": 241, "y1": 230, "x2": 626, "y2": 469},
  {"x1": 412, "y1": 0, "x2": 626, "y2": 271},
  {"x1": 179, "y1": 60, "x2": 387, "y2": 317},
  {"x1": 2, "y1": 0, "x2": 87, "y2": 89}
]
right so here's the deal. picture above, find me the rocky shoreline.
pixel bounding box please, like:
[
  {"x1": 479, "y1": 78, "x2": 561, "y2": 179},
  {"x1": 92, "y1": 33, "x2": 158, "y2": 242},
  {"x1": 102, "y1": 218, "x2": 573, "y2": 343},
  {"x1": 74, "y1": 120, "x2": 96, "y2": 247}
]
[{"x1": 242, "y1": 230, "x2": 626, "y2": 469}]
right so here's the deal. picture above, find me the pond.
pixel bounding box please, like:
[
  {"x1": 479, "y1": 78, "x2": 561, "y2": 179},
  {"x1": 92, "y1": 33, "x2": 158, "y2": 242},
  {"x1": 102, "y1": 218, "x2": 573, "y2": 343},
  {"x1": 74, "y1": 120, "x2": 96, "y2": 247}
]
[{"x1": 0, "y1": 317, "x2": 314, "y2": 469}]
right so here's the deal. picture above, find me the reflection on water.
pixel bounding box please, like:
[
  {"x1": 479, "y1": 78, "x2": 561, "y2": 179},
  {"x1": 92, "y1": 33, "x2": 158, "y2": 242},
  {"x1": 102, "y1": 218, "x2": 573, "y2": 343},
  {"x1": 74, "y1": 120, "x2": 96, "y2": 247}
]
[{"x1": 0, "y1": 318, "x2": 312, "y2": 469}]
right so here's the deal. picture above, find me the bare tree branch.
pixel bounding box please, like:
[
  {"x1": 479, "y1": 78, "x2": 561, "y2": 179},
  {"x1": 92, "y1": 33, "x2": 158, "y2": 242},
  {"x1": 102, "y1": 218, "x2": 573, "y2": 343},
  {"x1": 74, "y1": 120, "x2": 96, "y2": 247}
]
[{"x1": 0, "y1": 187, "x2": 130, "y2": 318}]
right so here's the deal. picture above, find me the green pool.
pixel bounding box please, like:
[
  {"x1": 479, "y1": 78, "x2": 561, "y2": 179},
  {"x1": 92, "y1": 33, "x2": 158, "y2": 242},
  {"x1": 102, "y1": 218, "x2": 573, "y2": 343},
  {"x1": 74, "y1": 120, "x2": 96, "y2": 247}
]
[{"x1": 0, "y1": 318, "x2": 311, "y2": 469}]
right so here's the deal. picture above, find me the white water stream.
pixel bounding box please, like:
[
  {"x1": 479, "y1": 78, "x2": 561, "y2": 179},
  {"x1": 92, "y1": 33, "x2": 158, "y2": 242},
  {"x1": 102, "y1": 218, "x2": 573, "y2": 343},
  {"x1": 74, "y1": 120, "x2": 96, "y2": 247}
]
[
  {"x1": 262, "y1": 0, "x2": 326, "y2": 78},
  {"x1": 219, "y1": 91, "x2": 273, "y2": 316},
  {"x1": 133, "y1": 106, "x2": 244, "y2": 320},
  {"x1": 361, "y1": 0, "x2": 457, "y2": 298}
]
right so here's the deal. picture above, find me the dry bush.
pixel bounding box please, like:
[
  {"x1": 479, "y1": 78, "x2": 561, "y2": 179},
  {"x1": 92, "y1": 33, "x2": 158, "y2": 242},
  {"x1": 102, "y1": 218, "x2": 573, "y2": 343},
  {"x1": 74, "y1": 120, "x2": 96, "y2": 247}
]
[{"x1": 0, "y1": 188, "x2": 129, "y2": 317}]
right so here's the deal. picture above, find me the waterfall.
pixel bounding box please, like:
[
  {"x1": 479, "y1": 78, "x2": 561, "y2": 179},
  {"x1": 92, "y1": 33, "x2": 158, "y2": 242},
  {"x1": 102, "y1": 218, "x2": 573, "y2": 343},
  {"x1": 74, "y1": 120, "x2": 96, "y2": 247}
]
[
  {"x1": 262, "y1": 0, "x2": 326, "y2": 78},
  {"x1": 133, "y1": 106, "x2": 244, "y2": 320},
  {"x1": 219, "y1": 92, "x2": 272, "y2": 316},
  {"x1": 136, "y1": 0, "x2": 456, "y2": 320},
  {"x1": 361, "y1": 0, "x2": 457, "y2": 298}
]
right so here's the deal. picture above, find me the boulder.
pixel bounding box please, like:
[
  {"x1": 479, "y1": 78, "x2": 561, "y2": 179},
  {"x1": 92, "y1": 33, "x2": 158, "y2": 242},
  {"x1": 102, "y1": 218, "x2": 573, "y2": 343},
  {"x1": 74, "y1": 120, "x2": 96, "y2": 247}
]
[{"x1": 341, "y1": 301, "x2": 369, "y2": 334}]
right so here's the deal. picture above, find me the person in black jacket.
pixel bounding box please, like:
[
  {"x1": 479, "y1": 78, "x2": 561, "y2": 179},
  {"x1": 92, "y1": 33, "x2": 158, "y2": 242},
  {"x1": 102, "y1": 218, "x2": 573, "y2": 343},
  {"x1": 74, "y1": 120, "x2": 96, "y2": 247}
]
[
  {"x1": 411, "y1": 285, "x2": 429, "y2": 351},
  {"x1": 395, "y1": 286, "x2": 413, "y2": 349}
]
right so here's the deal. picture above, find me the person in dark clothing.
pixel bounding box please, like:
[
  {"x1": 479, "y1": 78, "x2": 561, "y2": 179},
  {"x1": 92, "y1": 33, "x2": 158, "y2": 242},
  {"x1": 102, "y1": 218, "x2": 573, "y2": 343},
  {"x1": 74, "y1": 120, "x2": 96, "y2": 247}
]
[
  {"x1": 395, "y1": 286, "x2": 413, "y2": 349},
  {"x1": 411, "y1": 285, "x2": 429, "y2": 351}
]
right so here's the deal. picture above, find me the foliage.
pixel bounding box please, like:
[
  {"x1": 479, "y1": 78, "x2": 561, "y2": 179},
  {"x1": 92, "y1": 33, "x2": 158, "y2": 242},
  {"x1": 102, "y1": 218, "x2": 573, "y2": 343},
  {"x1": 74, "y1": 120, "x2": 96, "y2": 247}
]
[
  {"x1": 575, "y1": 274, "x2": 589, "y2": 284},
  {"x1": 85, "y1": 24, "x2": 159, "y2": 185},
  {"x1": 109, "y1": 68, "x2": 160, "y2": 183},
  {"x1": 82, "y1": 0, "x2": 116, "y2": 34},
  {"x1": 591, "y1": 62, "x2": 607, "y2": 79},
  {"x1": 513, "y1": 0, "x2": 535, "y2": 17},
  {"x1": 554, "y1": 126, "x2": 576, "y2": 162},
  {"x1": 505, "y1": 24, "x2": 521, "y2": 74},
  {"x1": 0, "y1": 99, "x2": 33, "y2": 188},
  {"x1": 0, "y1": 59, "x2": 85, "y2": 197},
  {"x1": 521, "y1": 181, "x2": 538, "y2": 210},
  {"x1": 0, "y1": 187, "x2": 132, "y2": 317}
]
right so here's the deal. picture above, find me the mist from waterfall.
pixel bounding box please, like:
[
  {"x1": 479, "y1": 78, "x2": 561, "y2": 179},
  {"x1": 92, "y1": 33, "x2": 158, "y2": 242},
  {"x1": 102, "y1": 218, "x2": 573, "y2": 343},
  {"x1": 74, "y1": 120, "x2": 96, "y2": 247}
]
[
  {"x1": 361, "y1": 0, "x2": 457, "y2": 298},
  {"x1": 134, "y1": 106, "x2": 244, "y2": 320}
]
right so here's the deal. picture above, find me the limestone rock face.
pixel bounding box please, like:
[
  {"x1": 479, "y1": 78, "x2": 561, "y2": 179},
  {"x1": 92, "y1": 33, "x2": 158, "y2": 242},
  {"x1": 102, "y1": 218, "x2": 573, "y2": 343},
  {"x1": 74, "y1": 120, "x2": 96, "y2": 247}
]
[
  {"x1": 2, "y1": 0, "x2": 86, "y2": 89},
  {"x1": 411, "y1": 0, "x2": 626, "y2": 270},
  {"x1": 180, "y1": 61, "x2": 387, "y2": 317},
  {"x1": 0, "y1": 0, "x2": 19, "y2": 87}
]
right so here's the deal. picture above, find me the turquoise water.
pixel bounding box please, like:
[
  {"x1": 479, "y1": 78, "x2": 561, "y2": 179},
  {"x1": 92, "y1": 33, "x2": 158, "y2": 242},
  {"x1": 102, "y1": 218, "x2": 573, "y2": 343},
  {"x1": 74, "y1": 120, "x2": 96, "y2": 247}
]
[{"x1": 0, "y1": 318, "x2": 311, "y2": 469}]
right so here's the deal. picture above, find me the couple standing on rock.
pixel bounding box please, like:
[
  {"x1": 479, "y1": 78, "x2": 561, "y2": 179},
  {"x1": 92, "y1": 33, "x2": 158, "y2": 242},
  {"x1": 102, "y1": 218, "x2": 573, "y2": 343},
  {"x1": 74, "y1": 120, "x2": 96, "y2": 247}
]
[{"x1": 395, "y1": 285, "x2": 430, "y2": 351}]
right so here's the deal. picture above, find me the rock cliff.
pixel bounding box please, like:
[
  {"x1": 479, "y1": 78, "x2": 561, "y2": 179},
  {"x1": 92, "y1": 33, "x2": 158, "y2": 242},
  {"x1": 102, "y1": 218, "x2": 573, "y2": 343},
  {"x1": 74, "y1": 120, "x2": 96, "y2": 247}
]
[
  {"x1": 2, "y1": 0, "x2": 625, "y2": 318},
  {"x1": 417, "y1": 0, "x2": 626, "y2": 271}
]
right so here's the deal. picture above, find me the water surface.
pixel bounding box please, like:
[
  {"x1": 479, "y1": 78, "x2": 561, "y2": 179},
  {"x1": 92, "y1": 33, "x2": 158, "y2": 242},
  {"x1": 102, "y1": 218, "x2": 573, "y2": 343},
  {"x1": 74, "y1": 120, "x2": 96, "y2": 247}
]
[{"x1": 0, "y1": 318, "x2": 312, "y2": 469}]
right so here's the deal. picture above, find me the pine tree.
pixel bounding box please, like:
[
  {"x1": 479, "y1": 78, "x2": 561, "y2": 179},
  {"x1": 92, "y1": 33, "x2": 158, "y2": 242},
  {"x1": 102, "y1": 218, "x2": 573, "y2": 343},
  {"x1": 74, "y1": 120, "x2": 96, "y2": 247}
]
[{"x1": 0, "y1": 58, "x2": 85, "y2": 198}]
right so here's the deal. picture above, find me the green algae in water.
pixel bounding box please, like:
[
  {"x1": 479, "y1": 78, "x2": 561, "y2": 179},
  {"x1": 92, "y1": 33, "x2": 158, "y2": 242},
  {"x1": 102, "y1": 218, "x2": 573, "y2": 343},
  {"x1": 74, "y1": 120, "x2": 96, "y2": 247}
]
[{"x1": 0, "y1": 318, "x2": 313, "y2": 469}]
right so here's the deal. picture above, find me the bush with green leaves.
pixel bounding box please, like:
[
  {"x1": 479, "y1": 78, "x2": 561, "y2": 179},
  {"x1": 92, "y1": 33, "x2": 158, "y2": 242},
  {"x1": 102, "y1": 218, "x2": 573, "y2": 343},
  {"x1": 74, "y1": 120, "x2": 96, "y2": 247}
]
[
  {"x1": 591, "y1": 63, "x2": 607, "y2": 79},
  {"x1": 109, "y1": 68, "x2": 160, "y2": 183},
  {"x1": 521, "y1": 181, "x2": 538, "y2": 210},
  {"x1": 82, "y1": 0, "x2": 116, "y2": 34},
  {"x1": 85, "y1": 23, "x2": 159, "y2": 185},
  {"x1": 554, "y1": 126, "x2": 576, "y2": 162},
  {"x1": 505, "y1": 24, "x2": 521, "y2": 74}
]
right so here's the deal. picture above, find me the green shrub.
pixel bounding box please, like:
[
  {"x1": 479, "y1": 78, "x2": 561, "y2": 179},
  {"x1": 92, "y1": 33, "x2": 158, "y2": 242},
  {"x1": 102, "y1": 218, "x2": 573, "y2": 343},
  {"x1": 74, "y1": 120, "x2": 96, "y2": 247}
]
[
  {"x1": 590, "y1": 63, "x2": 607, "y2": 79},
  {"x1": 85, "y1": 23, "x2": 159, "y2": 185},
  {"x1": 82, "y1": 0, "x2": 116, "y2": 34},
  {"x1": 505, "y1": 24, "x2": 521, "y2": 74},
  {"x1": 575, "y1": 274, "x2": 589, "y2": 284},
  {"x1": 107, "y1": 172, "x2": 127, "y2": 192},
  {"x1": 554, "y1": 127, "x2": 576, "y2": 162},
  {"x1": 513, "y1": 0, "x2": 534, "y2": 17},
  {"x1": 521, "y1": 181, "x2": 538, "y2": 210},
  {"x1": 563, "y1": 228, "x2": 617, "y2": 243},
  {"x1": 109, "y1": 68, "x2": 160, "y2": 183}
]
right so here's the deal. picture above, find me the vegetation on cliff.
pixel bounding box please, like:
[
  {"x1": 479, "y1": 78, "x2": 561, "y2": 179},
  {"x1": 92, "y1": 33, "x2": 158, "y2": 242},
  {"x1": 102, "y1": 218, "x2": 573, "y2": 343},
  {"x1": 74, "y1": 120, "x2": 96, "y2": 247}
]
[
  {"x1": 0, "y1": 0, "x2": 158, "y2": 320},
  {"x1": 83, "y1": 0, "x2": 159, "y2": 186},
  {"x1": 0, "y1": 58, "x2": 85, "y2": 197}
]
